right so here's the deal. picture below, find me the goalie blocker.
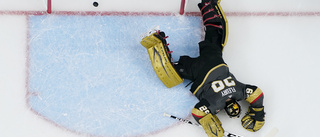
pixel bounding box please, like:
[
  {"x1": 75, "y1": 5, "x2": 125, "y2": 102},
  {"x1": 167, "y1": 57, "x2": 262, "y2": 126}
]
[{"x1": 140, "y1": 31, "x2": 183, "y2": 88}]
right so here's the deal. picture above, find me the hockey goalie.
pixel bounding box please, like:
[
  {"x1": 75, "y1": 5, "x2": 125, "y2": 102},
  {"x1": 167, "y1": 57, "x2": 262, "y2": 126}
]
[{"x1": 140, "y1": 0, "x2": 265, "y2": 137}]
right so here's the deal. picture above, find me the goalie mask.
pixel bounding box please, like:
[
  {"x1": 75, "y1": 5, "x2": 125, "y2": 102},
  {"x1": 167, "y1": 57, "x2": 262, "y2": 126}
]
[{"x1": 225, "y1": 99, "x2": 241, "y2": 118}]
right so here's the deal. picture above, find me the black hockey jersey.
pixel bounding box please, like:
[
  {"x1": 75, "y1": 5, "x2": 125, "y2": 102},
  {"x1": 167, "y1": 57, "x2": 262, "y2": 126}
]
[{"x1": 191, "y1": 64, "x2": 248, "y2": 114}]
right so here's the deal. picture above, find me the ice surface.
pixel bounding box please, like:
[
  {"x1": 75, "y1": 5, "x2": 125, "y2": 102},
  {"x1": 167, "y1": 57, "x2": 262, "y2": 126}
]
[
  {"x1": 1, "y1": 0, "x2": 320, "y2": 137},
  {"x1": 27, "y1": 15, "x2": 202, "y2": 137}
]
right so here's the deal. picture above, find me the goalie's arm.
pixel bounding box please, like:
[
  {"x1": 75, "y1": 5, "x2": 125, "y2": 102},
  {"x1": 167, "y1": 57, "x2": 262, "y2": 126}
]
[
  {"x1": 244, "y1": 85, "x2": 264, "y2": 107},
  {"x1": 191, "y1": 99, "x2": 224, "y2": 137},
  {"x1": 242, "y1": 85, "x2": 265, "y2": 132}
]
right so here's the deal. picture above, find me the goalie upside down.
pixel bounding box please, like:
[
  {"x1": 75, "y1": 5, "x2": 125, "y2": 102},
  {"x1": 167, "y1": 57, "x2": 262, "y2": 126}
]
[{"x1": 140, "y1": 0, "x2": 266, "y2": 137}]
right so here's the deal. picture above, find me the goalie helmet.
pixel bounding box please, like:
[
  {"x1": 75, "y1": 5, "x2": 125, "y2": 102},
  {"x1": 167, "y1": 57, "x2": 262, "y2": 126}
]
[{"x1": 224, "y1": 99, "x2": 241, "y2": 118}]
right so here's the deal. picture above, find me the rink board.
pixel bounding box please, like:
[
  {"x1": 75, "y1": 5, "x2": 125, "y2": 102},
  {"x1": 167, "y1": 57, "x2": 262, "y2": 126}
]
[{"x1": 27, "y1": 15, "x2": 201, "y2": 137}]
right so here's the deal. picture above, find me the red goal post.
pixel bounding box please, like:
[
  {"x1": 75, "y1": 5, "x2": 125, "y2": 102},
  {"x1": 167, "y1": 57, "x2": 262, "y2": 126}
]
[
  {"x1": 179, "y1": 0, "x2": 186, "y2": 15},
  {"x1": 47, "y1": 0, "x2": 51, "y2": 14}
]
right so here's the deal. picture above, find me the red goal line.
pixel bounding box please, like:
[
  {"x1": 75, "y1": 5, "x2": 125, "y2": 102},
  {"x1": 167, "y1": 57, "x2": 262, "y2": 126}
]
[
  {"x1": 1, "y1": 10, "x2": 320, "y2": 17},
  {"x1": 46, "y1": 0, "x2": 320, "y2": 16},
  {"x1": 179, "y1": 0, "x2": 320, "y2": 16},
  {"x1": 0, "y1": 0, "x2": 319, "y2": 17}
]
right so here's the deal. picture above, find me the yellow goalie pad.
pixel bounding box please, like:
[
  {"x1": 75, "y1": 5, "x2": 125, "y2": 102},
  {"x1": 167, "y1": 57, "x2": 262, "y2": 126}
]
[{"x1": 140, "y1": 33, "x2": 183, "y2": 88}]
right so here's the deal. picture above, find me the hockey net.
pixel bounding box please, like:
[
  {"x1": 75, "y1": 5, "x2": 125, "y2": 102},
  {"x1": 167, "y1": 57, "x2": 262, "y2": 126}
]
[{"x1": 47, "y1": 0, "x2": 190, "y2": 15}]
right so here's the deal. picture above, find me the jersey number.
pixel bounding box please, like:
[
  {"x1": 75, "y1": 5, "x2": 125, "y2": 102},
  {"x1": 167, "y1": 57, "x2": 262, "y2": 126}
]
[{"x1": 211, "y1": 76, "x2": 236, "y2": 93}]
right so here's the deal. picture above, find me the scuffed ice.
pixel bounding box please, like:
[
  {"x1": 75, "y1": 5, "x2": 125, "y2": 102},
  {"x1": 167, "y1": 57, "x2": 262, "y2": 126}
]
[{"x1": 28, "y1": 15, "x2": 202, "y2": 137}]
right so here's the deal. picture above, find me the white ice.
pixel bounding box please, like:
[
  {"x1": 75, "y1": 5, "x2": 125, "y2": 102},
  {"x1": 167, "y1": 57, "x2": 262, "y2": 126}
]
[{"x1": 1, "y1": 0, "x2": 320, "y2": 137}]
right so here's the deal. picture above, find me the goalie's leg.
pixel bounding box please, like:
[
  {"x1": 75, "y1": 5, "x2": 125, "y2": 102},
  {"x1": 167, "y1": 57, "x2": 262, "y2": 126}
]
[
  {"x1": 198, "y1": 0, "x2": 228, "y2": 49},
  {"x1": 140, "y1": 31, "x2": 183, "y2": 88}
]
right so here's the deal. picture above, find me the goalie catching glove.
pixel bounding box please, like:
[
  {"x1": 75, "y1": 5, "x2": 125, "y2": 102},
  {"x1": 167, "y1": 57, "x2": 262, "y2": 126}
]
[
  {"x1": 241, "y1": 106, "x2": 265, "y2": 132},
  {"x1": 140, "y1": 31, "x2": 183, "y2": 88}
]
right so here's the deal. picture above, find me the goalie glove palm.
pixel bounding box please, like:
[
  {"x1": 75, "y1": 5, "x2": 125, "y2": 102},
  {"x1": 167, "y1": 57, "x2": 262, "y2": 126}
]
[{"x1": 241, "y1": 106, "x2": 265, "y2": 132}]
